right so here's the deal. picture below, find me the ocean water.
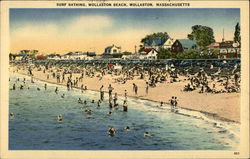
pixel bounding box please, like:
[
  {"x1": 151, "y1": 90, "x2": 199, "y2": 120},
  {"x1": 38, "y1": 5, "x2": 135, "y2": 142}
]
[{"x1": 9, "y1": 73, "x2": 240, "y2": 150}]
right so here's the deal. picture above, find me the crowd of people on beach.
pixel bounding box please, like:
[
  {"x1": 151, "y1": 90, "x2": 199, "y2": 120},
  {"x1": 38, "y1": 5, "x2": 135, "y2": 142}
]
[
  {"x1": 12, "y1": 60, "x2": 241, "y2": 96},
  {"x1": 11, "y1": 61, "x2": 241, "y2": 101},
  {"x1": 11, "y1": 61, "x2": 241, "y2": 100},
  {"x1": 183, "y1": 67, "x2": 240, "y2": 94}
]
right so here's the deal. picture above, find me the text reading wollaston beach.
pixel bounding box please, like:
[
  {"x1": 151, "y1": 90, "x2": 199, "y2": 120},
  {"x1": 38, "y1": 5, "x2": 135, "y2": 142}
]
[{"x1": 56, "y1": 2, "x2": 190, "y2": 7}]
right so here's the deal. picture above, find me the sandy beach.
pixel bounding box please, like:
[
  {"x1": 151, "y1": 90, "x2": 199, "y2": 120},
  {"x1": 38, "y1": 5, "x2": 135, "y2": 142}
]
[{"x1": 10, "y1": 63, "x2": 240, "y2": 123}]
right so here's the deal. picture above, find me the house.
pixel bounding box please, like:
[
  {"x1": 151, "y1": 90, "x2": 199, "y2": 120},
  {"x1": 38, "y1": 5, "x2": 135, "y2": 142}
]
[
  {"x1": 61, "y1": 51, "x2": 87, "y2": 60},
  {"x1": 61, "y1": 52, "x2": 73, "y2": 60},
  {"x1": 138, "y1": 48, "x2": 158, "y2": 60},
  {"x1": 219, "y1": 41, "x2": 240, "y2": 58},
  {"x1": 121, "y1": 54, "x2": 133, "y2": 59},
  {"x1": 206, "y1": 41, "x2": 240, "y2": 58},
  {"x1": 61, "y1": 52, "x2": 70, "y2": 60},
  {"x1": 36, "y1": 55, "x2": 46, "y2": 60},
  {"x1": 9, "y1": 53, "x2": 28, "y2": 61},
  {"x1": 162, "y1": 38, "x2": 175, "y2": 50},
  {"x1": 121, "y1": 51, "x2": 133, "y2": 59},
  {"x1": 103, "y1": 45, "x2": 121, "y2": 55},
  {"x1": 171, "y1": 39, "x2": 199, "y2": 53},
  {"x1": 10, "y1": 50, "x2": 38, "y2": 60},
  {"x1": 144, "y1": 37, "x2": 168, "y2": 51},
  {"x1": 20, "y1": 50, "x2": 39, "y2": 56},
  {"x1": 47, "y1": 54, "x2": 61, "y2": 60},
  {"x1": 93, "y1": 55, "x2": 102, "y2": 60},
  {"x1": 206, "y1": 42, "x2": 220, "y2": 50},
  {"x1": 84, "y1": 52, "x2": 96, "y2": 60},
  {"x1": 62, "y1": 51, "x2": 97, "y2": 60}
]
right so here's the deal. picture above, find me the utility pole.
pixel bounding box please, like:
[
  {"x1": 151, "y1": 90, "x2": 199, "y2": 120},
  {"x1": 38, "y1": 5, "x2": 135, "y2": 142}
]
[{"x1": 222, "y1": 28, "x2": 225, "y2": 42}]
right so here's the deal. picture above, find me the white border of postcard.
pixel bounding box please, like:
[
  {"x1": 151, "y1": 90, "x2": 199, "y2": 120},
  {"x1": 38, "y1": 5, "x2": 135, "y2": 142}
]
[{"x1": 1, "y1": 0, "x2": 249, "y2": 158}]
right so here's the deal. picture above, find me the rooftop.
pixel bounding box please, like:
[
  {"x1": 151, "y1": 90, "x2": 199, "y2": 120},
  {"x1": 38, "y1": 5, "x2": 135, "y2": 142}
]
[
  {"x1": 144, "y1": 37, "x2": 168, "y2": 46},
  {"x1": 177, "y1": 39, "x2": 198, "y2": 49}
]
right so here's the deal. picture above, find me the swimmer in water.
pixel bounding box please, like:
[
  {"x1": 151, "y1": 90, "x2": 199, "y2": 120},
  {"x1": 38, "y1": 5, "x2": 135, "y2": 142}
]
[
  {"x1": 20, "y1": 85, "x2": 24, "y2": 90},
  {"x1": 61, "y1": 94, "x2": 65, "y2": 98},
  {"x1": 108, "y1": 127, "x2": 116, "y2": 136},
  {"x1": 97, "y1": 100, "x2": 101, "y2": 107},
  {"x1": 84, "y1": 100, "x2": 87, "y2": 105},
  {"x1": 37, "y1": 88, "x2": 40, "y2": 91},
  {"x1": 144, "y1": 131, "x2": 151, "y2": 137},
  {"x1": 10, "y1": 112, "x2": 15, "y2": 119},
  {"x1": 123, "y1": 100, "x2": 128, "y2": 112},
  {"x1": 114, "y1": 103, "x2": 118, "y2": 110},
  {"x1": 12, "y1": 84, "x2": 16, "y2": 90},
  {"x1": 91, "y1": 100, "x2": 95, "y2": 103},
  {"x1": 78, "y1": 98, "x2": 83, "y2": 104},
  {"x1": 87, "y1": 109, "x2": 92, "y2": 115},
  {"x1": 108, "y1": 111, "x2": 112, "y2": 115},
  {"x1": 55, "y1": 87, "x2": 58, "y2": 94},
  {"x1": 44, "y1": 83, "x2": 47, "y2": 90},
  {"x1": 109, "y1": 101, "x2": 113, "y2": 109},
  {"x1": 113, "y1": 93, "x2": 118, "y2": 105},
  {"x1": 57, "y1": 114, "x2": 62, "y2": 121},
  {"x1": 124, "y1": 126, "x2": 130, "y2": 131},
  {"x1": 84, "y1": 109, "x2": 92, "y2": 115}
]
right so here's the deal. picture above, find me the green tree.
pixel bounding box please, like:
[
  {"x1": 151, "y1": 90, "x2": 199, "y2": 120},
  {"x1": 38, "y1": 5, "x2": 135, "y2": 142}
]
[
  {"x1": 176, "y1": 50, "x2": 200, "y2": 59},
  {"x1": 187, "y1": 25, "x2": 215, "y2": 50},
  {"x1": 157, "y1": 48, "x2": 176, "y2": 59},
  {"x1": 200, "y1": 48, "x2": 219, "y2": 59},
  {"x1": 158, "y1": 49, "x2": 203, "y2": 59},
  {"x1": 234, "y1": 22, "x2": 241, "y2": 46},
  {"x1": 207, "y1": 48, "x2": 219, "y2": 59},
  {"x1": 139, "y1": 32, "x2": 169, "y2": 52}
]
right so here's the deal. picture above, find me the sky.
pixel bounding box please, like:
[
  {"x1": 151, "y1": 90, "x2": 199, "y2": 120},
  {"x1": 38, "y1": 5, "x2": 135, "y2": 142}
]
[{"x1": 10, "y1": 8, "x2": 240, "y2": 55}]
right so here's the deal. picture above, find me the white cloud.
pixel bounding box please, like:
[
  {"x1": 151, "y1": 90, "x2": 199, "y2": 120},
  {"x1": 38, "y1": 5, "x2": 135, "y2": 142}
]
[
  {"x1": 11, "y1": 23, "x2": 58, "y2": 39},
  {"x1": 11, "y1": 15, "x2": 113, "y2": 38},
  {"x1": 10, "y1": 15, "x2": 153, "y2": 54},
  {"x1": 68, "y1": 15, "x2": 113, "y2": 33}
]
